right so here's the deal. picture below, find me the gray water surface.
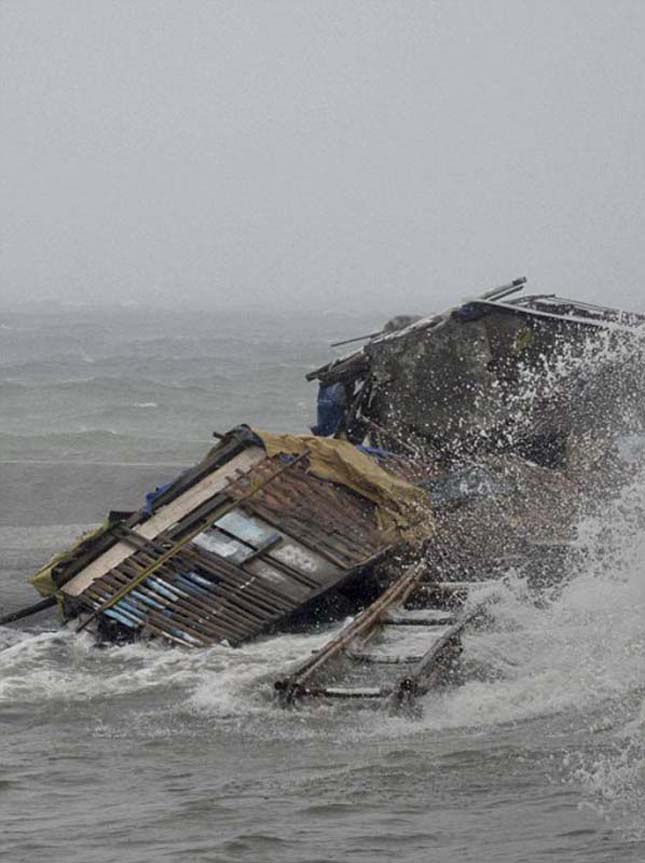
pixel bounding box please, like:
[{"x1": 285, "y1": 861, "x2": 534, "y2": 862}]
[{"x1": 1, "y1": 307, "x2": 642, "y2": 862}]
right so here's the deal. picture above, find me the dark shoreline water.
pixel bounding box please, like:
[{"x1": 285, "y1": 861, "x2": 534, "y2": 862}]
[{"x1": 1, "y1": 306, "x2": 643, "y2": 862}]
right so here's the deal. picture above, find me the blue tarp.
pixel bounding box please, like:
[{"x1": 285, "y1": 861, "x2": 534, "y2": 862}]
[
  {"x1": 311, "y1": 383, "x2": 347, "y2": 436},
  {"x1": 143, "y1": 481, "x2": 175, "y2": 515}
]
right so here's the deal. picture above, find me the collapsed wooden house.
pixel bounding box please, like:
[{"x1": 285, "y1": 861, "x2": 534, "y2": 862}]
[
  {"x1": 9, "y1": 277, "x2": 644, "y2": 709},
  {"x1": 28, "y1": 428, "x2": 433, "y2": 647}
]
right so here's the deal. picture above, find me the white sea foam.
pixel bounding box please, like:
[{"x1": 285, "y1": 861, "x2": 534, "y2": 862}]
[
  {"x1": 2, "y1": 474, "x2": 641, "y2": 730},
  {"x1": 1, "y1": 319, "x2": 643, "y2": 843}
]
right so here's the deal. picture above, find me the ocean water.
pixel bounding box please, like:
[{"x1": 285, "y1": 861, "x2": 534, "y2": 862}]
[{"x1": 0, "y1": 304, "x2": 643, "y2": 863}]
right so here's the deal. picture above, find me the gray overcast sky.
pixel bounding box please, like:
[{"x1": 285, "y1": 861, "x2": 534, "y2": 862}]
[{"x1": 2, "y1": 0, "x2": 645, "y2": 312}]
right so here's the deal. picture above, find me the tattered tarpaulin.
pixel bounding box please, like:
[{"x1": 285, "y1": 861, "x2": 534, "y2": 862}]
[{"x1": 256, "y1": 430, "x2": 433, "y2": 541}]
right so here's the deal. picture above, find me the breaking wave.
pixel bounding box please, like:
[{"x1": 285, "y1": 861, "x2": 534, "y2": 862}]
[
  {"x1": 1, "y1": 307, "x2": 644, "y2": 848},
  {"x1": 2, "y1": 468, "x2": 642, "y2": 834}
]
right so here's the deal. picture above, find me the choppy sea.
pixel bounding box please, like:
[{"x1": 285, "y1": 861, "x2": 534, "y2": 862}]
[{"x1": 0, "y1": 304, "x2": 643, "y2": 862}]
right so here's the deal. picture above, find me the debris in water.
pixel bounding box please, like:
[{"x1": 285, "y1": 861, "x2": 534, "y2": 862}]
[{"x1": 9, "y1": 277, "x2": 645, "y2": 710}]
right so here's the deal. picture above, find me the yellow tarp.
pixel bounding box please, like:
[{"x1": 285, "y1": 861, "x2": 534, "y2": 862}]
[{"x1": 256, "y1": 430, "x2": 433, "y2": 542}]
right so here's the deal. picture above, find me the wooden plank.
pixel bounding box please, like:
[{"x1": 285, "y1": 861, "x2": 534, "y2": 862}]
[
  {"x1": 304, "y1": 686, "x2": 388, "y2": 699},
  {"x1": 62, "y1": 447, "x2": 266, "y2": 597},
  {"x1": 104, "y1": 565, "x2": 254, "y2": 642},
  {"x1": 74, "y1": 452, "x2": 311, "y2": 634},
  {"x1": 94, "y1": 571, "x2": 232, "y2": 643},
  {"x1": 163, "y1": 557, "x2": 294, "y2": 618},
  {"x1": 274, "y1": 562, "x2": 423, "y2": 703},
  {"x1": 345, "y1": 651, "x2": 421, "y2": 664},
  {"x1": 178, "y1": 548, "x2": 299, "y2": 612},
  {"x1": 79, "y1": 584, "x2": 197, "y2": 647},
  {"x1": 390, "y1": 599, "x2": 493, "y2": 708}
]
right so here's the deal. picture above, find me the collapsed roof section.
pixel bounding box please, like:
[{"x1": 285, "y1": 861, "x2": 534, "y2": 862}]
[
  {"x1": 307, "y1": 278, "x2": 645, "y2": 466},
  {"x1": 44, "y1": 428, "x2": 432, "y2": 648}
]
